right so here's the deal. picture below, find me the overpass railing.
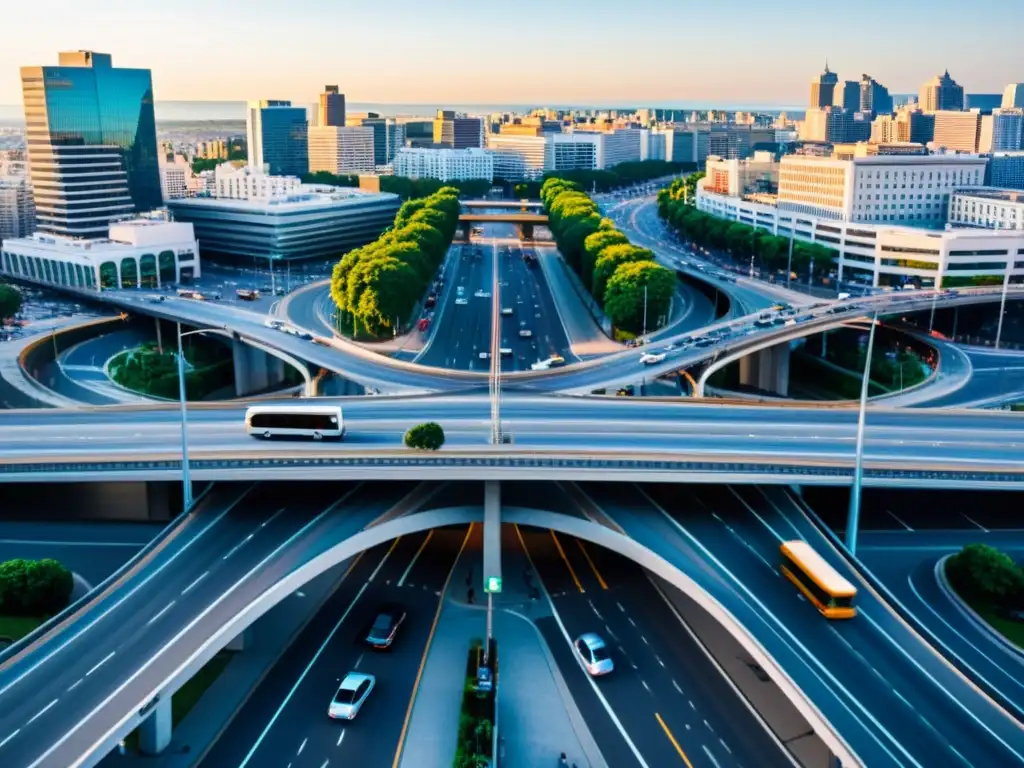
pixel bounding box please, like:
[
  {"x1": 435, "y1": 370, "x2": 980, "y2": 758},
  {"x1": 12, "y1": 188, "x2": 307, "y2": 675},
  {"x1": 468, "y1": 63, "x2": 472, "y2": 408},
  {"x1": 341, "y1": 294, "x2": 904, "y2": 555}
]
[{"x1": 1, "y1": 454, "x2": 1022, "y2": 486}]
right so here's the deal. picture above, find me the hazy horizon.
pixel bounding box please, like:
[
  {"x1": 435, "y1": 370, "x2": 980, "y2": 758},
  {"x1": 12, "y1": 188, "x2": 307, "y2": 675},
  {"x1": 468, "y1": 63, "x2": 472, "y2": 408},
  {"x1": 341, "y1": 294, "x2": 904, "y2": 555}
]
[{"x1": 0, "y1": 0, "x2": 1020, "y2": 107}]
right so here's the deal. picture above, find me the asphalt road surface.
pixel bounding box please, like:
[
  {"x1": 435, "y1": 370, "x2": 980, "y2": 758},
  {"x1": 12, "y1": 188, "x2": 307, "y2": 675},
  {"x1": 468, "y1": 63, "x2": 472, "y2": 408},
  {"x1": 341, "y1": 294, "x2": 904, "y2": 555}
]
[
  {"x1": 200, "y1": 526, "x2": 468, "y2": 768},
  {"x1": 517, "y1": 512, "x2": 790, "y2": 768}
]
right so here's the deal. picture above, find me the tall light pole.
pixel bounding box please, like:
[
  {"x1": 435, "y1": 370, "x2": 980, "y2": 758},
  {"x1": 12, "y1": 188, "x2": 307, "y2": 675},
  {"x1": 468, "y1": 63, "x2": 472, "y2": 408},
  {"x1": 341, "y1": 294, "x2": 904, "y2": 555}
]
[
  {"x1": 845, "y1": 312, "x2": 879, "y2": 556},
  {"x1": 995, "y1": 260, "x2": 1011, "y2": 350},
  {"x1": 641, "y1": 284, "x2": 648, "y2": 341},
  {"x1": 176, "y1": 325, "x2": 221, "y2": 512},
  {"x1": 785, "y1": 227, "x2": 795, "y2": 288},
  {"x1": 489, "y1": 240, "x2": 502, "y2": 446}
]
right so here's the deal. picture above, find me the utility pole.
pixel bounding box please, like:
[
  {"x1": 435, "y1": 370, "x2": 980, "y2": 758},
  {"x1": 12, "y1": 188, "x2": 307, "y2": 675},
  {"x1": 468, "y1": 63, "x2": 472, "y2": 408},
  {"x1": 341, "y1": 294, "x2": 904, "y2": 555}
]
[
  {"x1": 489, "y1": 240, "x2": 502, "y2": 445},
  {"x1": 786, "y1": 226, "x2": 795, "y2": 288},
  {"x1": 642, "y1": 284, "x2": 648, "y2": 341},
  {"x1": 996, "y1": 259, "x2": 1011, "y2": 350},
  {"x1": 846, "y1": 312, "x2": 878, "y2": 556}
]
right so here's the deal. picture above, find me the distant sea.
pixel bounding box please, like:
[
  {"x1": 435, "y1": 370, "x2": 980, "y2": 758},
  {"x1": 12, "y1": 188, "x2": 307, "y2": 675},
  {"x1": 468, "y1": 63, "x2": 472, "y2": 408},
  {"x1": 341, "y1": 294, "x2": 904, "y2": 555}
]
[{"x1": 0, "y1": 99, "x2": 810, "y2": 125}]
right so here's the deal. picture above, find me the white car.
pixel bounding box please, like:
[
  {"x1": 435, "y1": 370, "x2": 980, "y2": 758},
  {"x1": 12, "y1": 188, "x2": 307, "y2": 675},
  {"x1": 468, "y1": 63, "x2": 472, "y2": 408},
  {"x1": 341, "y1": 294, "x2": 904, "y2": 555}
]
[
  {"x1": 574, "y1": 633, "x2": 614, "y2": 676},
  {"x1": 531, "y1": 355, "x2": 565, "y2": 371},
  {"x1": 455, "y1": 297, "x2": 468, "y2": 306},
  {"x1": 499, "y1": 348, "x2": 512, "y2": 356},
  {"x1": 640, "y1": 352, "x2": 667, "y2": 365},
  {"x1": 328, "y1": 672, "x2": 375, "y2": 720},
  {"x1": 475, "y1": 290, "x2": 492, "y2": 299},
  {"x1": 518, "y1": 329, "x2": 533, "y2": 338},
  {"x1": 501, "y1": 307, "x2": 513, "y2": 316},
  {"x1": 478, "y1": 351, "x2": 491, "y2": 360},
  {"x1": 263, "y1": 319, "x2": 283, "y2": 330}
]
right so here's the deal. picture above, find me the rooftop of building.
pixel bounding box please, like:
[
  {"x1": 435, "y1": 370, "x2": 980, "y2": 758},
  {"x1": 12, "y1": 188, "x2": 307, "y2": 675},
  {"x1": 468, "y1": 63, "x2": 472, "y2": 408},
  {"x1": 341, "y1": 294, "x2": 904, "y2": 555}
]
[
  {"x1": 168, "y1": 186, "x2": 399, "y2": 211},
  {"x1": 952, "y1": 187, "x2": 1024, "y2": 203},
  {"x1": 4, "y1": 217, "x2": 195, "y2": 254},
  {"x1": 781, "y1": 152, "x2": 986, "y2": 165}
]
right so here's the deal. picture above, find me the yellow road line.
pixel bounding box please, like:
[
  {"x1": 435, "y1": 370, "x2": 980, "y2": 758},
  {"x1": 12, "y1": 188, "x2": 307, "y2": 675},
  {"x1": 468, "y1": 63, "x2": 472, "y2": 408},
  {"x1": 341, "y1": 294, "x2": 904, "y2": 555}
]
[
  {"x1": 655, "y1": 712, "x2": 695, "y2": 768},
  {"x1": 576, "y1": 539, "x2": 608, "y2": 590},
  {"x1": 549, "y1": 530, "x2": 584, "y2": 593},
  {"x1": 391, "y1": 524, "x2": 474, "y2": 768}
]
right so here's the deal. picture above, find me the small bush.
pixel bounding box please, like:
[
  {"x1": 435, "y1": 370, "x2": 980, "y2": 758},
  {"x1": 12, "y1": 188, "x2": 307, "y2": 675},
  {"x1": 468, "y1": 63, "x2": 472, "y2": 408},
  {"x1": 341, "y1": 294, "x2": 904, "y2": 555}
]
[
  {"x1": 0, "y1": 558, "x2": 74, "y2": 617},
  {"x1": 405, "y1": 422, "x2": 445, "y2": 450},
  {"x1": 947, "y1": 543, "x2": 1024, "y2": 607}
]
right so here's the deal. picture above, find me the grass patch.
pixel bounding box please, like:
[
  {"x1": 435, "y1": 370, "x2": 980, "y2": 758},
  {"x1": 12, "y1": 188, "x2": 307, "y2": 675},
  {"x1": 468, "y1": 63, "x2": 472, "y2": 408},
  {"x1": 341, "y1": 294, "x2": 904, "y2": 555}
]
[
  {"x1": 0, "y1": 614, "x2": 45, "y2": 644},
  {"x1": 123, "y1": 649, "x2": 234, "y2": 753},
  {"x1": 453, "y1": 638, "x2": 497, "y2": 768}
]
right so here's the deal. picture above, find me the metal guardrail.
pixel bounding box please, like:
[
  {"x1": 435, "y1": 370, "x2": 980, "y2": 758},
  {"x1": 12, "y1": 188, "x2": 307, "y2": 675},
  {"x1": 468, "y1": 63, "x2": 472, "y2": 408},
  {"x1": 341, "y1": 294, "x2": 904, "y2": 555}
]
[{"x1": 1, "y1": 455, "x2": 1022, "y2": 484}]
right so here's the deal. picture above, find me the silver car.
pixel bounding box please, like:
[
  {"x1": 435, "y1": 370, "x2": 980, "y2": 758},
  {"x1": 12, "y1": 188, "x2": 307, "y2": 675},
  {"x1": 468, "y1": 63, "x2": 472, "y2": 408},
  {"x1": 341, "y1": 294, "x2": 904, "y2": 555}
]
[
  {"x1": 574, "y1": 633, "x2": 614, "y2": 676},
  {"x1": 328, "y1": 672, "x2": 375, "y2": 720}
]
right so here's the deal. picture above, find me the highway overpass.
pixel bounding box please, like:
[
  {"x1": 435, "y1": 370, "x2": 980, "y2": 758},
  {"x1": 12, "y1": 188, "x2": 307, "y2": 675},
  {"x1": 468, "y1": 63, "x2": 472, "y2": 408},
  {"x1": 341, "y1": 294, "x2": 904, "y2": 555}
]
[{"x1": 0, "y1": 396, "x2": 1022, "y2": 487}]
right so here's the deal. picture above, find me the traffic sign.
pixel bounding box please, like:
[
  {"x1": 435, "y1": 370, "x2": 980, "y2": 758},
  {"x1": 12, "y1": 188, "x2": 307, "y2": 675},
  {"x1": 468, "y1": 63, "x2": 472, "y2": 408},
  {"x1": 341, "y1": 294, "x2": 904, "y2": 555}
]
[{"x1": 485, "y1": 576, "x2": 502, "y2": 593}]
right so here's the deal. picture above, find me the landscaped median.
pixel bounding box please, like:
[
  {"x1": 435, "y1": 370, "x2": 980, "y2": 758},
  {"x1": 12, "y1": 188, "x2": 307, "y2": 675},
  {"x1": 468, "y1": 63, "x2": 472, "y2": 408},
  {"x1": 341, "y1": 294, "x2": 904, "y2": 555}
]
[
  {"x1": 942, "y1": 543, "x2": 1024, "y2": 649},
  {"x1": 453, "y1": 637, "x2": 498, "y2": 768},
  {"x1": 0, "y1": 557, "x2": 73, "y2": 648},
  {"x1": 107, "y1": 339, "x2": 233, "y2": 400}
]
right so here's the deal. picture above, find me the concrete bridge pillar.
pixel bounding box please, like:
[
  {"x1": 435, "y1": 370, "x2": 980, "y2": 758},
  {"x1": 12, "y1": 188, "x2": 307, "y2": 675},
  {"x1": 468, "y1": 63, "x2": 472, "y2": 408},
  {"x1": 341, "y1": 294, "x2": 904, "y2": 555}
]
[
  {"x1": 138, "y1": 697, "x2": 172, "y2": 755},
  {"x1": 459, "y1": 220, "x2": 472, "y2": 241},
  {"x1": 518, "y1": 223, "x2": 535, "y2": 240},
  {"x1": 738, "y1": 345, "x2": 791, "y2": 397},
  {"x1": 232, "y1": 341, "x2": 286, "y2": 397}
]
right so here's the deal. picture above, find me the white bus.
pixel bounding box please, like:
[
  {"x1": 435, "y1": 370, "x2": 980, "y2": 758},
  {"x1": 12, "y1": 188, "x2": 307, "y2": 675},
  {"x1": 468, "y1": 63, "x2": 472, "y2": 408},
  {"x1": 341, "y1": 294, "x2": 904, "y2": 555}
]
[{"x1": 244, "y1": 404, "x2": 344, "y2": 441}]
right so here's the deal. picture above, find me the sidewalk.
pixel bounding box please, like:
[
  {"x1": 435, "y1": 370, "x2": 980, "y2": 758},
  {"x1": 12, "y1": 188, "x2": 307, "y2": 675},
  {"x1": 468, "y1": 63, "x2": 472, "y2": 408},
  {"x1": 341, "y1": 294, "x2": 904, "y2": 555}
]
[
  {"x1": 98, "y1": 559, "x2": 355, "y2": 768},
  {"x1": 400, "y1": 526, "x2": 605, "y2": 768}
]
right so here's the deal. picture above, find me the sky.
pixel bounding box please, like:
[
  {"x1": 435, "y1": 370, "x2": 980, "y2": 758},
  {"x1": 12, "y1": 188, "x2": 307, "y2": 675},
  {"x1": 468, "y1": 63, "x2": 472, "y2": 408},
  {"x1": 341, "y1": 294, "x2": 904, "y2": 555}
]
[{"x1": 1, "y1": 0, "x2": 1021, "y2": 109}]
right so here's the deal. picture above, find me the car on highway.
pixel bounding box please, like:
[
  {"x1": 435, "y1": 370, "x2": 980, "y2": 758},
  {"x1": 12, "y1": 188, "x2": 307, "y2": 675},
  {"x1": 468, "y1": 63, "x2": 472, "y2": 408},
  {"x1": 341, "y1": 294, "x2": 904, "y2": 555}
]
[
  {"x1": 501, "y1": 307, "x2": 513, "y2": 316},
  {"x1": 328, "y1": 672, "x2": 375, "y2": 720},
  {"x1": 479, "y1": 351, "x2": 491, "y2": 360},
  {"x1": 457, "y1": 286, "x2": 465, "y2": 297},
  {"x1": 475, "y1": 290, "x2": 492, "y2": 299},
  {"x1": 264, "y1": 319, "x2": 284, "y2": 330},
  {"x1": 531, "y1": 355, "x2": 566, "y2": 371},
  {"x1": 418, "y1": 318, "x2": 430, "y2": 331},
  {"x1": 500, "y1": 347, "x2": 512, "y2": 356},
  {"x1": 574, "y1": 633, "x2": 614, "y2": 676},
  {"x1": 455, "y1": 297, "x2": 468, "y2": 305},
  {"x1": 640, "y1": 352, "x2": 667, "y2": 365},
  {"x1": 366, "y1": 604, "x2": 406, "y2": 649},
  {"x1": 518, "y1": 329, "x2": 532, "y2": 338}
]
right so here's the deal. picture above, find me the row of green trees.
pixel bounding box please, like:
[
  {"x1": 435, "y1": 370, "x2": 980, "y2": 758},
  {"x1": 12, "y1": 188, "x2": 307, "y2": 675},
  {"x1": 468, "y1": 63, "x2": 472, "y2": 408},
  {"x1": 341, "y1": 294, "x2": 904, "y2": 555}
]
[
  {"x1": 657, "y1": 177, "x2": 838, "y2": 278},
  {"x1": 330, "y1": 188, "x2": 460, "y2": 339},
  {"x1": 515, "y1": 160, "x2": 691, "y2": 199},
  {"x1": 947, "y1": 544, "x2": 1024, "y2": 608},
  {"x1": 0, "y1": 283, "x2": 22, "y2": 321},
  {"x1": 541, "y1": 178, "x2": 674, "y2": 335},
  {"x1": 453, "y1": 638, "x2": 497, "y2": 768},
  {"x1": 0, "y1": 558, "x2": 73, "y2": 618},
  {"x1": 302, "y1": 171, "x2": 492, "y2": 201}
]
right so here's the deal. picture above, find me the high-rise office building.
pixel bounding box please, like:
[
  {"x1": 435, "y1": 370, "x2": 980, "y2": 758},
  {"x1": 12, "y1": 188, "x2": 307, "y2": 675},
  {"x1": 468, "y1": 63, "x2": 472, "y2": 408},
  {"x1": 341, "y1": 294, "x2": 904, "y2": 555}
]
[
  {"x1": 980, "y1": 109, "x2": 1024, "y2": 153},
  {"x1": 432, "y1": 111, "x2": 484, "y2": 149},
  {"x1": 1003, "y1": 84, "x2": 1024, "y2": 110},
  {"x1": 349, "y1": 117, "x2": 406, "y2": 165},
  {"x1": 986, "y1": 153, "x2": 1024, "y2": 191},
  {"x1": 920, "y1": 71, "x2": 965, "y2": 113},
  {"x1": 0, "y1": 177, "x2": 35, "y2": 239},
  {"x1": 834, "y1": 81, "x2": 861, "y2": 112},
  {"x1": 246, "y1": 100, "x2": 308, "y2": 177},
  {"x1": 931, "y1": 110, "x2": 983, "y2": 152},
  {"x1": 308, "y1": 126, "x2": 375, "y2": 174},
  {"x1": 20, "y1": 50, "x2": 161, "y2": 238},
  {"x1": 859, "y1": 74, "x2": 893, "y2": 116},
  {"x1": 318, "y1": 86, "x2": 346, "y2": 128},
  {"x1": 809, "y1": 63, "x2": 839, "y2": 108},
  {"x1": 800, "y1": 107, "x2": 869, "y2": 144},
  {"x1": 964, "y1": 94, "x2": 1002, "y2": 114}
]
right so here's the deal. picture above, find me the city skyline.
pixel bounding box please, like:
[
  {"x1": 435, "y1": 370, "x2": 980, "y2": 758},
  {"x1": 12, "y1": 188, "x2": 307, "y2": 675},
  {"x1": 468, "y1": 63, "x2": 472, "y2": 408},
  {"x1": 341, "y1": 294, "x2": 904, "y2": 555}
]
[{"x1": 0, "y1": 0, "x2": 1021, "y2": 108}]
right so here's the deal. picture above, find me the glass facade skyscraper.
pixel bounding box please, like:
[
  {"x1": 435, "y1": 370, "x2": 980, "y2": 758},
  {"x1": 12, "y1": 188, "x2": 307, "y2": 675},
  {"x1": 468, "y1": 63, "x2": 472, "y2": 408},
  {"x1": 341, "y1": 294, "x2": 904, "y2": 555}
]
[
  {"x1": 246, "y1": 101, "x2": 309, "y2": 177},
  {"x1": 20, "y1": 51, "x2": 161, "y2": 238}
]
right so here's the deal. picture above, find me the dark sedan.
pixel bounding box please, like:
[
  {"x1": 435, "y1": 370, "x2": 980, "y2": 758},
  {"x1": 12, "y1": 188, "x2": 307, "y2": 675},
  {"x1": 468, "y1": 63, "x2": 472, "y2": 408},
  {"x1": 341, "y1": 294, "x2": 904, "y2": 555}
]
[{"x1": 365, "y1": 604, "x2": 406, "y2": 649}]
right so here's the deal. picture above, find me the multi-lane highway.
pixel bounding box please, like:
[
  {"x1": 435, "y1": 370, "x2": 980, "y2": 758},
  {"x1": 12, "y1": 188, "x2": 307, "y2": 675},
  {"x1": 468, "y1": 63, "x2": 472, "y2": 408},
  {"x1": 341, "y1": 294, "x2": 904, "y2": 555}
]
[
  {"x1": 1, "y1": 395, "x2": 1023, "y2": 485},
  {"x1": 200, "y1": 525, "x2": 468, "y2": 768},
  {"x1": 516, "y1": 509, "x2": 791, "y2": 768},
  {"x1": 0, "y1": 481, "x2": 431, "y2": 768},
  {"x1": 568, "y1": 481, "x2": 1024, "y2": 767}
]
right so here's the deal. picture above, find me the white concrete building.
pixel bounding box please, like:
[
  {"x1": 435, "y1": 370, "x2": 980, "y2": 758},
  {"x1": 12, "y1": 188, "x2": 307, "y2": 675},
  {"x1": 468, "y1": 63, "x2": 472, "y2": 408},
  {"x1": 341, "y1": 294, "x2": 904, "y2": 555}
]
[
  {"x1": 949, "y1": 187, "x2": 1024, "y2": 231},
  {"x1": 308, "y1": 126, "x2": 375, "y2": 175},
  {"x1": 159, "y1": 155, "x2": 191, "y2": 201},
  {"x1": 545, "y1": 134, "x2": 598, "y2": 173},
  {"x1": 595, "y1": 128, "x2": 643, "y2": 168},
  {"x1": 704, "y1": 152, "x2": 779, "y2": 197},
  {"x1": 697, "y1": 186, "x2": 1024, "y2": 288},
  {"x1": 214, "y1": 163, "x2": 302, "y2": 200},
  {"x1": 0, "y1": 218, "x2": 200, "y2": 291},
  {"x1": 486, "y1": 134, "x2": 547, "y2": 180},
  {"x1": 392, "y1": 148, "x2": 493, "y2": 182},
  {"x1": 0, "y1": 177, "x2": 35, "y2": 240},
  {"x1": 775, "y1": 154, "x2": 987, "y2": 226}
]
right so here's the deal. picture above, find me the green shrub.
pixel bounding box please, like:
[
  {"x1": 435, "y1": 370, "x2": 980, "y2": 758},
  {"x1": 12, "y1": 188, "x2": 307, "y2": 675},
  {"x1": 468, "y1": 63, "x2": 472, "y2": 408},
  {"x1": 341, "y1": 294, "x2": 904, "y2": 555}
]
[
  {"x1": 947, "y1": 543, "x2": 1024, "y2": 607},
  {"x1": 405, "y1": 422, "x2": 445, "y2": 450},
  {"x1": 0, "y1": 558, "x2": 74, "y2": 617}
]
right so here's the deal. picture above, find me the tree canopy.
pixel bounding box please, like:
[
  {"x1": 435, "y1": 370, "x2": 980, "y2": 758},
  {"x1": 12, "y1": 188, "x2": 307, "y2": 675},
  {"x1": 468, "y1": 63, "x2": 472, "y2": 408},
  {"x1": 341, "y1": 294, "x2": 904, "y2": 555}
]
[
  {"x1": 0, "y1": 283, "x2": 23, "y2": 321},
  {"x1": 330, "y1": 188, "x2": 460, "y2": 339},
  {"x1": 0, "y1": 558, "x2": 74, "y2": 617},
  {"x1": 603, "y1": 260, "x2": 676, "y2": 334}
]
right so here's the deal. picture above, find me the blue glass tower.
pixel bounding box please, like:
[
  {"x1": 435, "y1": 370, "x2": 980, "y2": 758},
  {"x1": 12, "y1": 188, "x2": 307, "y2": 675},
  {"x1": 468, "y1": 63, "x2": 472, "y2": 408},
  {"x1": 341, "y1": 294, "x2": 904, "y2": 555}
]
[
  {"x1": 20, "y1": 51, "x2": 161, "y2": 238},
  {"x1": 246, "y1": 101, "x2": 309, "y2": 177}
]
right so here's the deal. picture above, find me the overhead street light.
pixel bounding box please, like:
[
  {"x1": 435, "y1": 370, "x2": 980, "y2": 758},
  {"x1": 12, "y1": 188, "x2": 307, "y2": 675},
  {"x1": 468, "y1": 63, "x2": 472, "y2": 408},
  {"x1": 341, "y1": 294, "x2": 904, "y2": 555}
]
[
  {"x1": 845, "y1": 311, "x2": 879, "y2": 556},
  {"x1": 176, "y1": 324, "x2": 224, "y2": 512}
]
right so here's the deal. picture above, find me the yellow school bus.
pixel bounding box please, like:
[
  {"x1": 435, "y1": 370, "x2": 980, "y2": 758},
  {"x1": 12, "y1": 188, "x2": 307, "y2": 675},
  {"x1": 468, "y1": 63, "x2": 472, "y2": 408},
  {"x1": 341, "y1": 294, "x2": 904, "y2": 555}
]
[{"x1": 780, "y1": 540, "x2": 857, "y2": 619}]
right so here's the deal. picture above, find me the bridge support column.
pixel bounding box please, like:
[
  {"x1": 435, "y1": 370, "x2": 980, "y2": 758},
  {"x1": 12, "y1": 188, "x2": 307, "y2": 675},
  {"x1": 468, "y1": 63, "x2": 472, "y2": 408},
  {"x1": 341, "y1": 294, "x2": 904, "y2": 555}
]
[
  {"x1": 738, "y1": 345, "x2": 791, "y2": 397},
  {"x1": 518, "y1": 223, "x2": 534, "y2": 240},
  {"x1": 138, "y1": 697, "x2": 172, "y2": 755},
  {"x1": 232, "y1": 341, "x2": 286, "y2": 397},
  {"x1": 459, "y1": 220, "x2": 471, "y2": 241},
  {"x1": 482, "y1": 480, "x2": 501, "y2": 663}
]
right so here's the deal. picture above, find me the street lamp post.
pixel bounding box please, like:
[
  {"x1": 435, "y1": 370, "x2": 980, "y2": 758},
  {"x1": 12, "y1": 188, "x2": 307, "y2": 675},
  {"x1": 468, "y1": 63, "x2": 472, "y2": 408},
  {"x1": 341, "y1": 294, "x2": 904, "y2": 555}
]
[
  {"x1": 785, "y1": 226, "x2": 795, "y2": 289},
  {"x1": 995, "y1": 261, "x2": 1011, "y2": 350},
  {"x1": 176, "y1": 324, "x2": 221, "y2": 513},
  {"x1": 845, "y1": 312, "x2": 879, "y2": 556},
  {"x1": 641, "y1": 285, "x2": 648, "y2": 341}
]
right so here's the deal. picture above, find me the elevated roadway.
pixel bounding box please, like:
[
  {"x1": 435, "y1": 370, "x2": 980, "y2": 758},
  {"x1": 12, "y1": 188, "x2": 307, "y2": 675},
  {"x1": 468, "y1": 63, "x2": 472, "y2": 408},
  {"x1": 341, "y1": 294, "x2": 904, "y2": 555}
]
[{"x1": 1, "y1": 395, "x2": 1022, "y2": 487}]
